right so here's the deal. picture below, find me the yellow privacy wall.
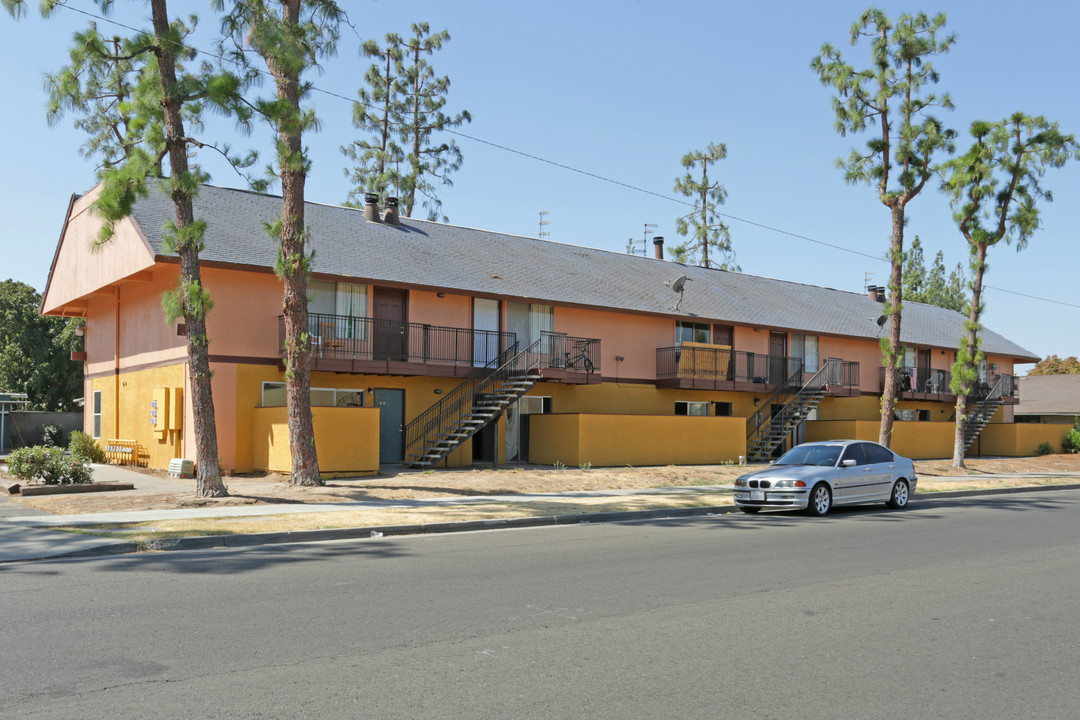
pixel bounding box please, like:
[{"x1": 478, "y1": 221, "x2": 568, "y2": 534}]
[
  {"x1": 528, "y1": 414, "x2": 746, "y2": 467},
  {"x1": 805, "y1": 420, "x2": 954, "y2": 459},
  {"x1": 978, "y1": 423, "x2": 1071, "y2": 457},
  {"x1": 252, "y1": 406, "x2": 380, "y2": 476}
]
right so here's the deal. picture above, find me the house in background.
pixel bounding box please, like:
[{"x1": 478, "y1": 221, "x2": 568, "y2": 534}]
[
  {"x1": 1016, "y1": 375, "x2": 1080, "y2": 425},
  {"x1": 41, "y1": 182, "x2": 1055, "y2": 475}
]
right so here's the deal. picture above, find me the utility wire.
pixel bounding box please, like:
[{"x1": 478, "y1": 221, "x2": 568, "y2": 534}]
[{"x1": 49, "y1": 0, "x2": 1077, "y2": 310}]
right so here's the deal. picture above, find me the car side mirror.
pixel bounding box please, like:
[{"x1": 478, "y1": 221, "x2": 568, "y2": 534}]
[{"x1": 841, "y1": 459, "x2": 856, "y2": 467}]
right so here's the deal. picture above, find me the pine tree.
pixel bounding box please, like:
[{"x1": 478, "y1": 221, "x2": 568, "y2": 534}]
[
  {"x1": 396, "y1": 23, "x2": 471, "y2": 221},
  {"x1": 941, "y1": 113, "x2": 1078, "y2": 467},
  {"x1": 812, "y1": 9, "x2": 955, "y2": 448},
  {"x1": 218, "y1": 0, "x2": 346, "y2": 487},
  {"x1": 5, "y1": 0, "x2": 256, "y2": 497},
  {"x1": 672, "y1": 143, "x2": 737, "y2": 270},
  {"x1": 341, "y1": 34, "x2": 404, "y2": 206}
]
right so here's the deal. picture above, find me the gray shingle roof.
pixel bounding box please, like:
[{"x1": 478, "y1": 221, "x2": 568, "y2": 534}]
[{"x1": 128, "y1": 183, "x2": 1038, "y2": 360}]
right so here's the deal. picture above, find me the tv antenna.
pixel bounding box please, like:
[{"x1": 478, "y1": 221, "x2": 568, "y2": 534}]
[
  {"x1": 642, "y1": 223, "x2": 658, "y2": 256},
  {"x1": 539, "y1": 210, "x2": 550, "y2": 240}
]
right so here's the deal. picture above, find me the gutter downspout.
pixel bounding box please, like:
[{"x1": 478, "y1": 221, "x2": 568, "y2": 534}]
[{"x1": 114, "y1": 285, "x2": 120, "y2": 439}]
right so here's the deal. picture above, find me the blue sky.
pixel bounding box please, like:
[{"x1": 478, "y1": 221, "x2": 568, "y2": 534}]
[{"x1": 2, "y1": 0, "x2": 1078, "y2": 368}]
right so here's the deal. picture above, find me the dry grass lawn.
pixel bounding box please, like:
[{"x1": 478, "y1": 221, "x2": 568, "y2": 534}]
[{"x1": 5, "y1": 454, "x2": 1079, "y2": 544}]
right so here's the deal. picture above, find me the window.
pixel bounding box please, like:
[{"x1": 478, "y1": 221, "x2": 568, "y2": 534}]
[
  {"x1": 519, "y1": 396, "x2": 552, "y2": 414},
  {"x1": 863, "y1": 443, "x2": 895, "y2": 464},
  {"x1": 308, "y1": 281, "x2": 368, "y2": 340},
  {"x1": 840, "y1": 444, "x2": 866, "y2": 466},
  {"x1": 790, "y1": 334, "x2": 820, "y2": 373},
  {"x1": 895, "y1": 409, "x2": 917, "y2": 421},
  {"x1": 528, "y1": 305, "x2": 553, "y2": 344},
  {"x1": 675, "y1": 401, "x2": 709, "y2": 416},
  {"x1": 262, "y1": 382, "x2": 364, "y2": 408},
  {"x1": 713, "y1": 401, "x2": 733, "y2": 417},
  {"x1": 92, "y1": 391, "x2": 102, "y2": 439},
  {"x1": 676, "y1": 321, "x2": 710, "y2": 344}
]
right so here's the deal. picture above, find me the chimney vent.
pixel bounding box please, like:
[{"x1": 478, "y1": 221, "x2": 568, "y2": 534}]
[
  {"x1": 382, "y1": 196, "x2": 400, "y2": 225},
  {"x1": 363, "y1": 193, "x2": 380, "y2": 222},
  {"x1": 653, "y1": 236, "x2": 664, "y2": 260},
  {"x1": 867, "y1": 285, "x2": 886, "y2": 302}
]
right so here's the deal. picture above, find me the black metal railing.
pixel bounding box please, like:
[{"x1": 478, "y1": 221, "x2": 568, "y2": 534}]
[
  {"x1": 279, "y1": 312, "x2": 517, "y2": 368},
  {"x1": 403, "y1": 339, "x2": 541, "y2": 463},
  {"x1": 878, "y1": 366, "x2": 1016, "y2": 400},
  {"x1": 657, "y1": 347, "x2": 801, "y2": 385},
  {"x1": 819, "y1": 359, "x2": 860, "y2": 389},
  {"x1": 538, "y1": 331, "x2": 601, "y2": 374}
]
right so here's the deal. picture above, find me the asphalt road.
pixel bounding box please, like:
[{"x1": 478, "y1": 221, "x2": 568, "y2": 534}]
[{"x1": 2, "y1": 490, "x2": 1079, "y2": 719}]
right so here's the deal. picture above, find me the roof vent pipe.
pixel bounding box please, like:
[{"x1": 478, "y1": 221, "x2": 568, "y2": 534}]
[
  {"x1": 383, "y1": 196, "x2": 400, "y2": 225},
  {"x1": 875, "y1": 286, "x2": 886, "y2": 303},
  {"x1": 653, "y1": 236, "x2": 664, "y2": 260},
  {"x1": 867, "y1": 285, "x2": 879, "y2": 300},
  {"x1": 363, "y1": 193, "x2": 380, "y2": 222}
]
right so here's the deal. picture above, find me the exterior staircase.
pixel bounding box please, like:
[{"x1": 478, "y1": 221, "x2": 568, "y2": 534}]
[
  {"x1": 745, "y1": 361, "x2": 836, "y2": 463},
  {"x1": 405, "y1": 340, "x2": 541, "y2": 468},
  {"x1": 962, "y1": 377, "x2": 1005, "y2": 449}
]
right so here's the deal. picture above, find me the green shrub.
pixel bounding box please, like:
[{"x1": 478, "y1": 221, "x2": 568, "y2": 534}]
[
  {"x1": 69, "y1": 431, "x2": 105, "y2": 463},
  {"x1": 42, "y1": 424, "x2": 66, "y2": 448},
  {"x1": 1064, "y1": 429, "x2": 1080, "y2": 454},
  {"x1": 1036, "y1": 441, "x2": 1054, "y2": 456},
  {"x1": 6, "y1": 446, "x2": 93, "y2": 485}
]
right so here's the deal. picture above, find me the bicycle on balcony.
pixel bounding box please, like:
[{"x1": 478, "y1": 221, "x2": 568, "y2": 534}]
[{"x1": 564, "y1": 342, "x2": 595, "y2": 373}]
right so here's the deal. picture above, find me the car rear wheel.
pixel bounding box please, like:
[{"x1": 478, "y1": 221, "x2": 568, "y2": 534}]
[
  {"x1": 739, "y1": 506, "x2": 760, "y2": 514},
  {"x1": 887, "y1": 479, "x2": 910, "y2": 509},
  {"x1": 806, "y1": 483, "x2": 831, "y2": 516}
]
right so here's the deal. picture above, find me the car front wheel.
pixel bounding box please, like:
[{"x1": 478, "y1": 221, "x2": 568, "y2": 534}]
[
  {"x1": 806, "y1": 483, "x2": 832, "y2": 516},
  {"x1": 887, "y1": 479, "x2": 910, "y2": 509}
]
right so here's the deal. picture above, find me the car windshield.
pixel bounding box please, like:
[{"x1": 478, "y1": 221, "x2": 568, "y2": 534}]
[{"x1": 775, "y1": 445, "x2": 842, "y2": 467}]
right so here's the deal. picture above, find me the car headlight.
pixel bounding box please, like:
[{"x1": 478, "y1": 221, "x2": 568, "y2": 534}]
[
  {"x1": 734, "y1": 477, "x2": 748, "y2": 487},
  {"x1": 772, "y1": 480, "x2": 807, "y2": 488}
]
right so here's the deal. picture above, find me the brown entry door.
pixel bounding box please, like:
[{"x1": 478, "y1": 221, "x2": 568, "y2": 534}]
[
  {"x1": 373, "y1": 288, "x2": 407, "y2": 361},
  {"x1": 770, "y1": 331, "x2": 788, "y2": 384}
]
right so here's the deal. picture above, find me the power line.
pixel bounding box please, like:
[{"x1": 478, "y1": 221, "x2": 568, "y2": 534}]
[{"x1": 48, "y1": 1, "x2": 1076, "y2": 311}]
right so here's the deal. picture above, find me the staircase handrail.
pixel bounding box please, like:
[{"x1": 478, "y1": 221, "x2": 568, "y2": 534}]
[
  {"x1": 745, "y1": 361, "x2": 809, "y2": 440},
  {"x1": 404, "y1": 339, "x2": 541, "y2": 461}
]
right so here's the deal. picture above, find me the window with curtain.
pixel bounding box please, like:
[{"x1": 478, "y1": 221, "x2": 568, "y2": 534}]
[
  {"x1": 529, "y1": 305, "x2": 553, "y2": 343},
  {"x1": 790, "y1": 334, "x2": 820, "y2": 373},
  {"x1": 335, "y1": 283, "x2": 367, "y2": 340}
]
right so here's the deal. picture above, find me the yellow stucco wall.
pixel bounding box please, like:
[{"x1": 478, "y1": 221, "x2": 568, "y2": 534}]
[
  {"x1": 252, "y1": 406, "x2": 380, "y2": 476},
  {"x1": 977, "y1": 423, "x2": 1071, "y2": 457},
  {"x1": 89, "y1": 364, "x2": 186, "y2": 469},
  {"x1": 529, "y1": 414, "x2": 746, "y2": 467}
]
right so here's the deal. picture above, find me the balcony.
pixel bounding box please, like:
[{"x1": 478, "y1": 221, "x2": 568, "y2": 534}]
[
  {"x1": 535, "y1": 331, "x2": 602, "y2": 384},
  {"x1": 657, "y1": 346, "x2": 859, "y2": 395},
  {"x1": 281, "y1": 312, "x2": 517, "y2": 376},
  {"x1": 877, "y1": 367, "x2": 1018, "y2": 404}
]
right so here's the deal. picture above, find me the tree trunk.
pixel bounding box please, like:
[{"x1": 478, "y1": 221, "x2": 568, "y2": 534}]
[
  {"x1": 952, "y1": 243, "x2": 988, "y2": 467},
  {"x1": 878, "y1": 204, "x2": 905, "y2": 447},
  {"x1": 273, "y1": 0, "x2": 320, "y2": 487},
  {"x1": 151, "y1": 0, "x2": 226, "y2": 497}
]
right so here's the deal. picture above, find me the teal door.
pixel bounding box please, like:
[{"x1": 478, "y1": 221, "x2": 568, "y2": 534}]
[{"x1": 375, "y1": 389, "x2": 405, "y2": 464}]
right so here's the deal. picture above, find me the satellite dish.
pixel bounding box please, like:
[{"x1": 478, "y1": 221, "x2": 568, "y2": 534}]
[
  {"x1": 875, "y1": 314, "x2": 887, "y2": 328},
  {"x1": 664, "y1": 275, "x2": 691, "y2": 310}
]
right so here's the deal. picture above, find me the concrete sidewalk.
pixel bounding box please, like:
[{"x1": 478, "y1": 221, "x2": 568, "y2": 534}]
[{"x1": 3, "y1": 462, "x2": 1080, "y2": 564}]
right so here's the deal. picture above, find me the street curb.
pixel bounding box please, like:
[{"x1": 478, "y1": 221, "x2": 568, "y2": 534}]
[{"x1": 44, "y1": 482, "x2": 1080, "y2": 559}]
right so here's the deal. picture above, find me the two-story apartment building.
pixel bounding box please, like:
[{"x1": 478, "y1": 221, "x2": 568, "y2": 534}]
[{"x1": 42, "y1": 183, "x2": 1047, "y2": 475}]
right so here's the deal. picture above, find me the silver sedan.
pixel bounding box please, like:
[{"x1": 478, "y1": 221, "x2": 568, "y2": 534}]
[{"x1": 733, "y1": 440, "x2": 917, "y2": 515}]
